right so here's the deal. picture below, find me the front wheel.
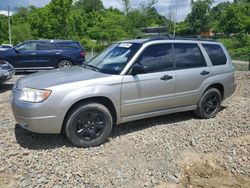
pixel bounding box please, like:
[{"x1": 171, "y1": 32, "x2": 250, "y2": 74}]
[
  {"x1": 195, "y1": 88, "x2": 222, "y2": 119},
  {"x1": 65, "y1": 103, "x2": 113, "y2": 147}
]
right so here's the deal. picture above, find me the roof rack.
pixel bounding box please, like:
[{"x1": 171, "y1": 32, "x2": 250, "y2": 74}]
[{"x1": 145, "y1": 35, "x2": 216, "y2": 42}]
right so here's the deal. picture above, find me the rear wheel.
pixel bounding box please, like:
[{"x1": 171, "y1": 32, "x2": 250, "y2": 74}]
[
  {"x1": 195, "y1": 88, "x2": 221, "y2": 119},
  {"x1": 57, "y1": 60, "x2": 73, "y2": 68},
  {"x1": 65, "y1": 103, "x2": 113, "y2": 147}
]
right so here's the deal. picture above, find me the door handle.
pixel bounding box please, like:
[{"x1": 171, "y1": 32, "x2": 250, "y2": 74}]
[
  {"x1": 30, "y1": 52, "x2": 36, "y2": 55},
  {"x1": 160, "y1": 75, "x2": 173, "y2": 81},
  {"x1": 200, "y1": 70, "x2": 210, "y2": 76}
]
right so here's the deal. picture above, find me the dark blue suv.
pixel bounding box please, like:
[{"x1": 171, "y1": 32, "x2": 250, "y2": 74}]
[{"x1": 0, "y1": 40, "x2": 85, "y2": 71}]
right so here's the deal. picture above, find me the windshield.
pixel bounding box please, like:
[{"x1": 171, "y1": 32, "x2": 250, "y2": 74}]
[{"x1": 85, "y1": 43, "x2": 142, "y2": 75}]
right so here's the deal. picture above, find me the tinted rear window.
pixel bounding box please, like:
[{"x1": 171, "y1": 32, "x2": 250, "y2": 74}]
[
  {"x1": 202, "y1": 44, "x2": 227, "y2": 66},
  {"x1": 174, "y1": 43, "x2": 206, "y2": 69},
  {"x1": 57, "y1": 42, "x2": 80, "y2": 50},
  {"x1": 36, "y1": 42, "x2": 57, "y2": 50}
]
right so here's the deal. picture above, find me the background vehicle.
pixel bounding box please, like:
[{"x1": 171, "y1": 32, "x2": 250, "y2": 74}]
[
  {"x1": 11, "y1": 37, "x2": 236, "y2": 147},
  {"x1": 0, "y1": 40, "x2": 85, "y2": 71},
  {"x1": 0, "y1": 60, "x2": 15, "y2": 85},
  {"x1": 0, "y1": 44, "x2": 13, "y2": 51}
]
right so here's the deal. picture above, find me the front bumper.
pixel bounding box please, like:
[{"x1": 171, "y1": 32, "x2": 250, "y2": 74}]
[{"x1": 11, "y1": 91, "x2": 62, "y2": 134}]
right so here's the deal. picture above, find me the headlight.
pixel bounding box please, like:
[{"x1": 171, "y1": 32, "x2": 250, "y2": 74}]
[{"x1": 20, "y1": 87, "x2": 52, "y2": 103}]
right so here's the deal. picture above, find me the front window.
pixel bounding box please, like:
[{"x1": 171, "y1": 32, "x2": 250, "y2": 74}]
[
  {"x1": 85, "y1": 43, "x2": 142, "y2": 75},
  {"x1": 17, "y1": 42, "x2": 37, "y2": 51}
]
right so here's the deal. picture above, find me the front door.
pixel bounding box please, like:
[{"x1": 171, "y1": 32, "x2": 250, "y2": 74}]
[
  {"x1": 121, "y1": 43, "x2": 176, "y2": 117},
  {"x1": 13, "y1": 41, "x2": 37, "y2": 69}
]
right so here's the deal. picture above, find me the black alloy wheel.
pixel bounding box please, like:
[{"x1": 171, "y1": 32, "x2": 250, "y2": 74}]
[{"x1": 65, "y1": 103, "x2": 113, "y2": 147}]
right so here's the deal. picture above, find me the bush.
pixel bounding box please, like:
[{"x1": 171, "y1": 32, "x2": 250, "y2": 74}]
[
  {"x1": 79, "y1": 37, "x2": 106, "y2": 52},
  {"x1": 219, "y1": 34, "x2": 250, "y2": 61}
]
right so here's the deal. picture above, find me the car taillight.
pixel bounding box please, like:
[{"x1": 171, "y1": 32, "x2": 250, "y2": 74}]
[{"x1": 80, "y1": 51, "x2": 85, "y2": 58}]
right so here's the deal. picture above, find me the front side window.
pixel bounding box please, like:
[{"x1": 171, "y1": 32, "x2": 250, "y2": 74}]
[
  {"x1": 202, "y1": 44, "x2": 227, "y2": 66},
  {"x1": 86, "y1": 43, "x2": 142, "y2": 75},
  {"x1": 136, "y1": 43, "x2": 174, "y2": 73},
  {"x1": 36, "y1": 42, "x2": 57, "y2": 50},
  {"x1": 174, "y1": 43, "x2": 206, "y2": 69},
  {"x1": 18, "y1": 42, "x2": 37, "y2": 51}
]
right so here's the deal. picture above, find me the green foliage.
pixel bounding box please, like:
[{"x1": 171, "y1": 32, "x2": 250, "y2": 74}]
[
  {"x1": 219, "y1": 34, "x2": 250, "y2": 61},
  {"x1": 219, "y1": 4, "x2": 248, "y2": 34},
  {"x1": 0, "y1": 0, "x2": 249, "y2": 56},
  {"x1": 0, "y1": 15, "x2": 8, "y2": 44},
  {"x1": 186, "y1": 0, "x2": 212, "y2": 34},
  {"x1": 75, "y1": 0, "x2": 104, "y2": 12},
  {"x1": 12, "y1": 23, "x2": 32, "y2": 45},
  {"x1": 88, "y1": 10, "x2": 129, "y2": 44},
  {"x1": 176, "y1": 21, "x2": 192, "y2": 35}
]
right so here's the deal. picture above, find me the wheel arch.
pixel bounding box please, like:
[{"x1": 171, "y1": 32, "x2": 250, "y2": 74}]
[
  {"x1": 61, "y1": 96, "x2": 117, "y2": 134},
  {"x1": 205, "y1": 83, "x2": 224, "y2": 100}
]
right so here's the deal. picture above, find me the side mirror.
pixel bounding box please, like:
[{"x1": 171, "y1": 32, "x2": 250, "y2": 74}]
[
  {"x1": 14, "y1": 47, "x2": 20, "y2": 53},
  {"x1": 131, "y1": 64, "x2": 146, "y2": 75}
]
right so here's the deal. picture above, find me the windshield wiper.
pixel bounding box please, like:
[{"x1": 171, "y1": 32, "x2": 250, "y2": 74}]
[{"x1": 83, "y1": 62, "x2": 100, "y2": 71}]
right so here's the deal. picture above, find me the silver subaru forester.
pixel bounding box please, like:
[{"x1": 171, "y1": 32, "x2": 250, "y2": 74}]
[{"x1": 11, "y1": 38, "x2": 236, "y2": 147}]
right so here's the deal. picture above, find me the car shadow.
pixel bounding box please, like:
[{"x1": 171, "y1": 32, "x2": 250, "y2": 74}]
[
  {"x1": 15, "y1": 106, "x2": 227, "y2": 150},
  {"x1": 111, "y1": 111, "x2": 195, "y2": 139},
  {"x1": 0, "y1": 83, "x2": 14, "y2": 93},
  {"x1": 14, "y1": 124, "x2": 72, "y2": 150},
  {"x1": 14, "y1": 111, "x2": 195, "y2": 150}
]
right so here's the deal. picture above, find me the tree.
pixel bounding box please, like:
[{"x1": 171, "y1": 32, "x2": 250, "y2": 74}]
[
  {"x1": 219, "y1": 3, "x2": 249, "y2": 35},
  {"x1": 121, "y1": 0, "x2": 131, "y2": 16},
  {"x1": 49, "y1": 0, "x2": 73, "y2": 38},
  {"x1": 210, "y1": 2, "x2": 230, "y2": 33},
  {"x1": 186, "y1": 0, "x2": 212, "y2": 34},
  {"x1": 88, "y1": 9, "x2": 129, "y2": 44},
  {"x1": 75, "y1": 0, "x2": 104, "y2": 12},
  {"x1": 0, "y1": 15, "x2": 8, "y2": 44},
  {"x1": 68, "y1": 7, "x2": 87, "y2": 38},
  {"x1": 12, "y1": 23, "x2": 32, "y2": 45}
]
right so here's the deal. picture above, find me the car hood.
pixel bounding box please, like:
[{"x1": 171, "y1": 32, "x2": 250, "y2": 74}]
[{"x1": 17, "y1": 66, "x2": 111, "y2": 89}]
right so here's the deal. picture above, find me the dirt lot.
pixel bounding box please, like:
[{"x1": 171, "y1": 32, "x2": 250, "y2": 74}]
[{"x1": 0, "y1": 72, "x2": 249, "y2": 188}]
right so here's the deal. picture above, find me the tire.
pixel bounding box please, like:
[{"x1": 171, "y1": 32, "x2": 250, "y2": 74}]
[
  {"x1": 65, "y1": 103, "x2": 113, "y2": 147},
  {"x1": 57, "y1": 60, "x2": 73, "y2": 68},
  {"x1": 195, "y1": 88, "x2": 222, "y2": 119}
]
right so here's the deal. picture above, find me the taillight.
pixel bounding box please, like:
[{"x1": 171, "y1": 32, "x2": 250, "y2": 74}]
[{"x1": 80, "y1": 51, "x2": 85, "y2": 58}]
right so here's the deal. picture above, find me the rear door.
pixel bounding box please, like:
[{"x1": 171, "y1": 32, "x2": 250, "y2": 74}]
[
  {"x1": 35, "y1": 41, "x2": 60, "y2": 68},
  {"x1": 174, "y1": 43, "x2": 210, "y2": 107},
  {"x1": 121, "y1": 43, "x2": 176, "y2": 117}
]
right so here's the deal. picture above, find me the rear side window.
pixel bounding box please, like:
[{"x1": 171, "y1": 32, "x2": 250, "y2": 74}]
[
  {"x1": 57, "y1": 43, "x2": 79, "y2": 50},
  {"x1": 174, "y1": 43, "x2": 206, "y2": 69},
  {"x1": 36, "y1": 42, "x2": 57, "y2": 50},
  {"x1": 137, "y1": 43, "x2": 174, "y2": 73},
  {"x1": 202, "y1": 44, "x2": 227, "y2": 66}
]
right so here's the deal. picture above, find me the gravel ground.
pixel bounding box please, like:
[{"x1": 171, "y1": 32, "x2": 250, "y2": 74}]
[{"x1": 0, "y1": 72, "x2": 249, "y2": 188}]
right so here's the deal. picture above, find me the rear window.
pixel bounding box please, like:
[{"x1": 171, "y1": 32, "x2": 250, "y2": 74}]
[
  {"x1": 174, "y1": 43, "x2": 206, "y2": 69},
  {"x1": 202, "y1": 44, "x2": 227, "y2": 66},
  {"x1": 36, "y1": 42, "x2": 57, "y2": 50},
  {"x1": 57, "y1": 42, "x2": 80, "y2": 50}
]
